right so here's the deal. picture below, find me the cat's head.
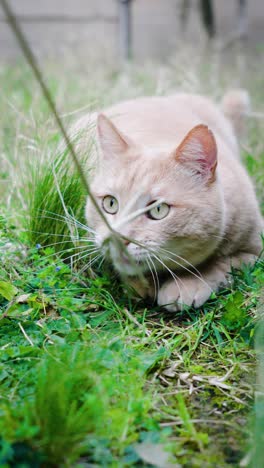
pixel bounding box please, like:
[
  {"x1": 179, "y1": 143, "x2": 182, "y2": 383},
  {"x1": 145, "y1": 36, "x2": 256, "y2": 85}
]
[{"x1": 85, "y1": 114, "x2": 225, "y2": 276}]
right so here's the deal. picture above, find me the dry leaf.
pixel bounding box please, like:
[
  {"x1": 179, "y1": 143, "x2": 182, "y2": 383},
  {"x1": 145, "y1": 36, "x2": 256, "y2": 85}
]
[{"x1": 134, "y1": 443, "x2": 180, "y2": 468}]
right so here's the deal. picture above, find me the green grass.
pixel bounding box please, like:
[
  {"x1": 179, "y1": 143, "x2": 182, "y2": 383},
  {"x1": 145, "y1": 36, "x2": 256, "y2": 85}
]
[
  {"x1": 0, "y1": 51, "x2": 264, "y2": 467},
  {"x1": 26, "y1": 150, "x2": 88, "y2": 259}
]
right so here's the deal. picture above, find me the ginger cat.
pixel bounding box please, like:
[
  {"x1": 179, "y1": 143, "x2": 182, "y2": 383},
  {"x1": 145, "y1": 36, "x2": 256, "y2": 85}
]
[{"x1": 73, "y1": 91, "x2": 263, "y2": 311}]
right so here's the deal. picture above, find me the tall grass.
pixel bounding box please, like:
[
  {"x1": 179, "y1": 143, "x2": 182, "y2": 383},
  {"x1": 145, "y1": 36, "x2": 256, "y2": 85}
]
[
  {"x1": 26, "y1": 149, "x2": 87, "y2": 258},
  {"x1": 0, "y1": 342, "x2": 158, "y2": 466}
]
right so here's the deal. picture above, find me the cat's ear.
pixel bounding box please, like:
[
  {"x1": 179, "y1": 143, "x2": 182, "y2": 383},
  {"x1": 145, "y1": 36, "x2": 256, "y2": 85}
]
[
  {"x1": 174, "y1": 124, "x2": 217, "y2": 183},
  {"x1": 97, "y1": 113, "x2": 133, "y2": 157}
]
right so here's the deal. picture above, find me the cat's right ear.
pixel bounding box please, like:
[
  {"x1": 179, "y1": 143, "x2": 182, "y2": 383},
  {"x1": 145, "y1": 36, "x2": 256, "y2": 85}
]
[
  {"x1": 97, "y1": 114, "x2": 133, "y2": 158},
  {"x1": 174, "y1": 124, "x2": 217, "y2": 183}
]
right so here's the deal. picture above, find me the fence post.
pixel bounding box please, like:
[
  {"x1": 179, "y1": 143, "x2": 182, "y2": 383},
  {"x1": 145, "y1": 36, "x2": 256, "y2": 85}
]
[
  {"x1": 238, "y1": 0, "x2": 248, "y2": 38},
  {"x1": 118, "y1": 0, "x2": 132, "y2": 61}
]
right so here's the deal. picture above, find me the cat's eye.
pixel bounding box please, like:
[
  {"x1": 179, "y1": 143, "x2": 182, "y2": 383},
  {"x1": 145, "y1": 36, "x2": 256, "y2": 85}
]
[
  {"x1": 102, "y1": 195, "x2": 119, "y2": 214},
  {"x1": 147, "y1": 202, "x2": 170, "y2": 220}
]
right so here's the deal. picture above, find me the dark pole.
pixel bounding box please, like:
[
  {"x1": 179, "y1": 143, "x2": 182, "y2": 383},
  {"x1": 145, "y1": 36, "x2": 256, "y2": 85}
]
[
  {"x1": 180, "y1": 0, "x2": 191, "y2": 32},
  {"x1": 238, "y1": 0, "x2": 248, "y2": 38},
  {"x1": 199, "y1": 0, "x2": 216, "y2": 38},
  {"x1": 118, "y1": 0, "x2": 132, "y2": 60}
]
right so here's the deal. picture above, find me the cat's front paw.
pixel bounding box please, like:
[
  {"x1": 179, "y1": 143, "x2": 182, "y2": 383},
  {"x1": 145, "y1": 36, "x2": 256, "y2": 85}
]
[{"x1": 157, "y1": 276, "x2": 212, "y2": 312}]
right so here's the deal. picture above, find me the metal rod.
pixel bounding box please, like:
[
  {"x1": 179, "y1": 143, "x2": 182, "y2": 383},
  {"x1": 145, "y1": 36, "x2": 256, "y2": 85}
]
[
  {"x1": 118, "y1": 0, "x2": 132, "y2": 61},
  {"x1": 199, "y1": 0, "x2": 216, "y2": 38},
  {"x1": 238, "y1": 0, "x2": 248, "y2": 38}
]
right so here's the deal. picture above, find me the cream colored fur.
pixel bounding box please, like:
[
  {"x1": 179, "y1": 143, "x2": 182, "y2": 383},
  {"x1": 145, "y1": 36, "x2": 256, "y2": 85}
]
[{"x1": 72, "y1": 92, "x2": 263, "y2": 311}]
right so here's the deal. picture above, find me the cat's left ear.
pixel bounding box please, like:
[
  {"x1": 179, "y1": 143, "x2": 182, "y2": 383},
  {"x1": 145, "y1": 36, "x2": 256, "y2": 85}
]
[
  {"x1": 174, "y1": 124, "x2": 217, "y2": 183},
  {"x1": 97, "y1": 113, "x2": 133, "y2": 158}
]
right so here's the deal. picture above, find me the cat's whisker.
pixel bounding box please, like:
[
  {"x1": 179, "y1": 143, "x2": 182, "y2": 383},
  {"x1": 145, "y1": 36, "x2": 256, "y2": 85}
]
[
  {"x1": 152, "y1": 252, "x2": 186, "y2": 290},
  {"x1": 70, "y1": 250, "x2": 101, "y2": 269},
  {"x1": 40, "y1": 215, "x2": 95, "y2": 235},
  {"x1": 29, "y1": 239, "x2": 96, "y2": 250},
  {"x1": 30, "y1": 214, "x2": 96, "y2": 255},
  {"x1": 63, "y1": 247, "x2": 100, "y2": 264},
  {"x1": 52, "y1": 166, "x2": 82, "y2": 236},
  {"x1": 77, "y1": 253, "x2": 104, "y2": 276},
  {"x1": 40, "y1": 210, "x2": 96, "y2": 234},
  {"x1": 64, "y1": 247, "x2": 99, "y2": 260},
  {"x1": 68, "y1": 217, "x2": 96, "y2": 234},
  {"x1": 157, "y1": 247, "x2": 213, "y2": 294},
  {"x1": 145, "y1": 256, "x2": 157, "y2": 300},
  {"x1": 111, "y1": 238, "x2": 211, "y2": 301},
  {"x1": 97, "y1": 255, "x2": 105, "y2": 270},
  {"x1": 33, "y1": 246, "x2": 85, "y2": 261},
  {"x1": 149, "y1": 252, "x2": 185, "y2": 308},
  {"x1": 148, "y1": 253, "x2": 160, "y2": 292},
  {"x1": 158, "y1": 246, "x2": 203, "y2": 278},
  {"x1": 24, "y1": 229, "x2": 89, "y2": 240},
  {"x1": 33, "y1": 215, "x2": 92, "y2": 240},
  {"x1": 146, "y1": 253, "x2": 159, "y2": 301},
  {"x1": 107, "y1": 238, "x2": 212, "y2": 299},
  {"x1": 31, "y1": 244, "x2": 99, "y2": 264}
]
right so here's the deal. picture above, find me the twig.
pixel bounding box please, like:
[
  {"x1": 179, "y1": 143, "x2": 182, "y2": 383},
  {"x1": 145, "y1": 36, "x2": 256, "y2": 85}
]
[
  {"x1": 18, "y1": 322, "x2": 34, "y2": 347},
  {"x1": 160, "y1": 419, "x2": 247, "y2": 432},
  {"x1": 0, "y1": 0, "x2": 156, "y2": 282},
  {"x1": 122, "y1": 307, "x2": 151, "y2": 336},
  {"x1": 0, "y1": 0, "x2": 114, "y2": 233}
]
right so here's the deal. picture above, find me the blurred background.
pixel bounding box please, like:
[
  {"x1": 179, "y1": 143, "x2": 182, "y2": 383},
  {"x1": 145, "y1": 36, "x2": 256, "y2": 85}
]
[{"x1": 1, "y1": 0, "x2": 264, "y2": 62}]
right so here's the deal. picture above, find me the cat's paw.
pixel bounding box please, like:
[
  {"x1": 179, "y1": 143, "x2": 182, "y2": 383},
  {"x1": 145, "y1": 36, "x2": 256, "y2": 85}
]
[{"x1": 157, "y1": 277, "x2": 213, "y2": 312}]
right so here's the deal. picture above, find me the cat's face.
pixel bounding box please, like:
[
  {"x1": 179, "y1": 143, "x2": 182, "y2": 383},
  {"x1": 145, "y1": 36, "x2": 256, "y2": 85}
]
[{"x1": 85, "y1": 115, "x2": 225, "y2": 277}]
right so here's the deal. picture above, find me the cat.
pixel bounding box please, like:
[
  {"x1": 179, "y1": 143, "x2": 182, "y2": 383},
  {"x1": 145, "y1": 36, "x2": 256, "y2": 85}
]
[{"x1": 71, "y1": 90, "x2": 263, "y2": 311}]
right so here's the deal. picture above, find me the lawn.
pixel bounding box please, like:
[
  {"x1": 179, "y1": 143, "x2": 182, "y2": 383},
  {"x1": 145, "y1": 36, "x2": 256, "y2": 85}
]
[{"x1": 0, "y1": 48, "x2": 264, "y2": 467}]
